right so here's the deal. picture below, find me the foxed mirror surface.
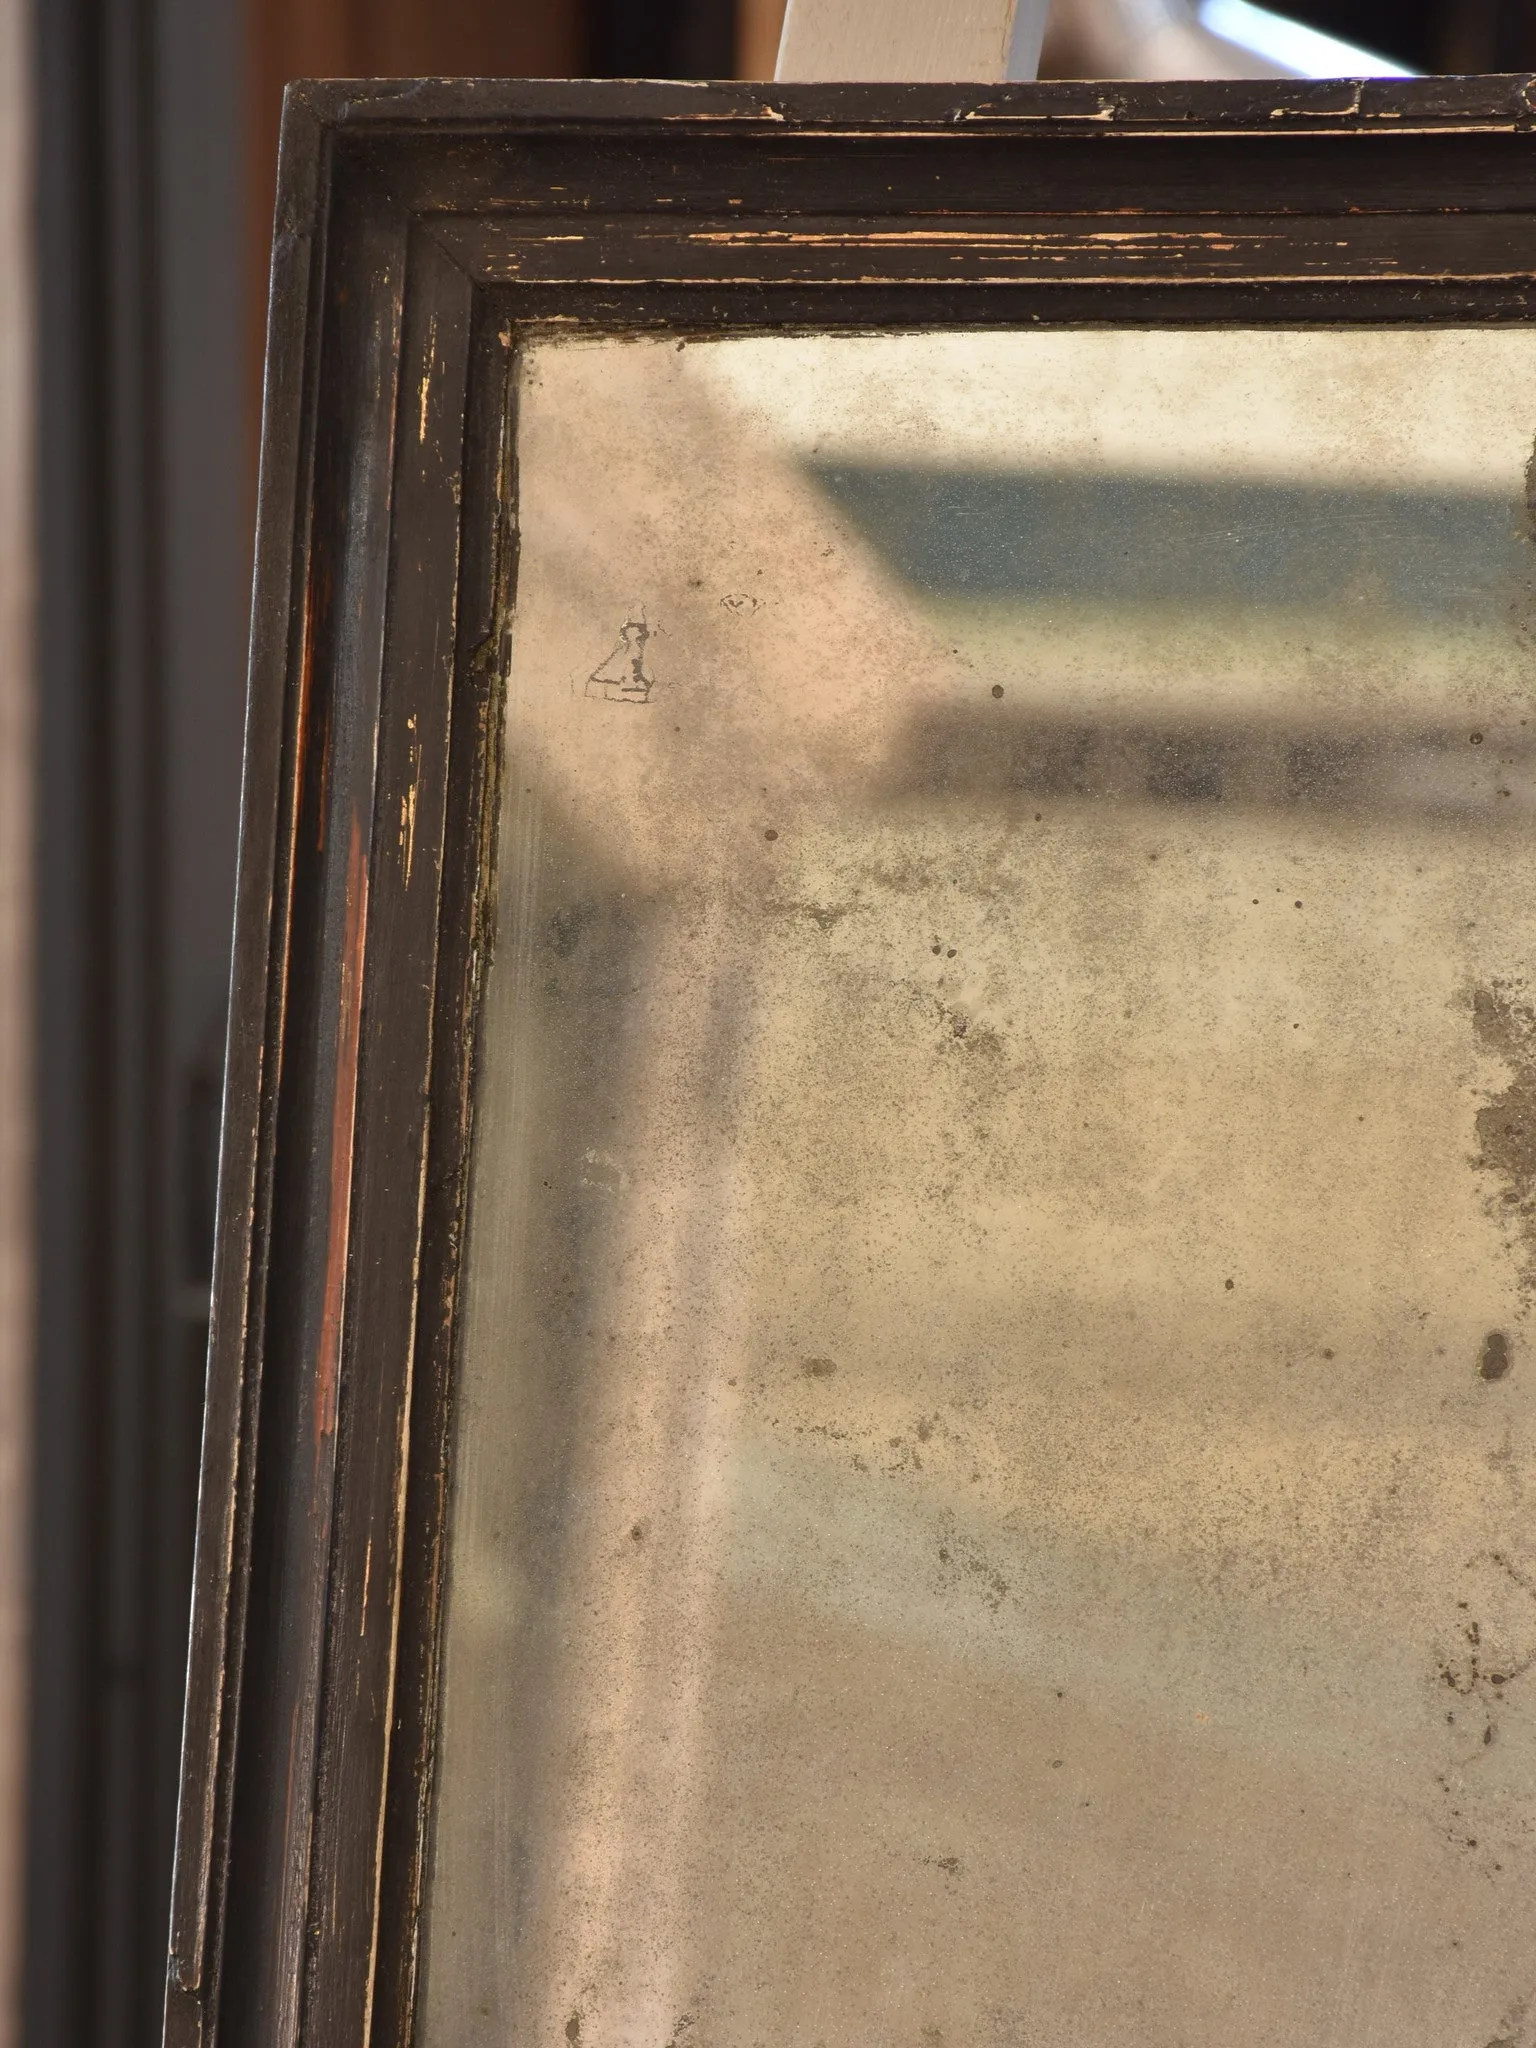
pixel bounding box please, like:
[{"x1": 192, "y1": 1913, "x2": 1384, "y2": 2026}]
[{"x1": 419, "y1": 328, "x2": 1536, "y2": 2047}]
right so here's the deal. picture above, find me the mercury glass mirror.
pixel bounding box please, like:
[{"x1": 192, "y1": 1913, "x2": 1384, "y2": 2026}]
[{"x1": 167, "y1": 80, "x2": 1536, "y2": 2048}]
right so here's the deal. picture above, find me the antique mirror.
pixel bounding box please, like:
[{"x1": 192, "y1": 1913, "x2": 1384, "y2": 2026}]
[{"x1": 167, "y1": 80, "x2": 1536, "y2": 2048}]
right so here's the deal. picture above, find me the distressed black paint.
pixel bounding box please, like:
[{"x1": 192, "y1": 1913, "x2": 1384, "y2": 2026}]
[{"x1": 166, "y1": 76, "x2": 1536, "y2": 2048}]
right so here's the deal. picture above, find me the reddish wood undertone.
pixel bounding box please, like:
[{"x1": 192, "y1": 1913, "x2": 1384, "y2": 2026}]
[{"x1": 170, "y1": 76, "x2": 1536, "y2": 2048}]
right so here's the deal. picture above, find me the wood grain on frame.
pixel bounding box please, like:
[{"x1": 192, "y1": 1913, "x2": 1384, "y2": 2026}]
[
  {"x1": 169, "y1": 76, "x2": 1536, "y2": 2048},
  {"x1": 0, "y1": 0, "x2": 29, "y2": 2043}
]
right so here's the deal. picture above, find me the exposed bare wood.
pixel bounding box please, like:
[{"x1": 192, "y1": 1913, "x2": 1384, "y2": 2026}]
[
  {"x1": 775, "y1": 0, "x2": 1050, "y2": 80},
  {"x1": 244, "y1": 0, "x2": 586, "y2": 539}
]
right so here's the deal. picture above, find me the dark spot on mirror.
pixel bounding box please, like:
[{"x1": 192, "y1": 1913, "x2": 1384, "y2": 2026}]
[{"x1": 1480, "y1": 1330, "x2": 1512, "y2": 1381}]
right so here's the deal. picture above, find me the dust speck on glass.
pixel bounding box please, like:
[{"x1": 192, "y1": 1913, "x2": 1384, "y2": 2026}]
[{"x1": 418, "y1": 330, "x2": 1536, "y2": 2046}]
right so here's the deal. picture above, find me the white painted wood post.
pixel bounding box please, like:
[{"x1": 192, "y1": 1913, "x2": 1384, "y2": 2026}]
[{"x1": 775, "y1": 0, "x2": 1051, "y2": 80}]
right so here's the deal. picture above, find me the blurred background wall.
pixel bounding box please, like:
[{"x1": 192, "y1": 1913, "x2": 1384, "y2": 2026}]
[{"x1": 10, "y1": 2, "x2": 1536, "y2": 2046}]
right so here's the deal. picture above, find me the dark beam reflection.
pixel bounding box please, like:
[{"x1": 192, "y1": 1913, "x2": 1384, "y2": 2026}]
[
  {"x1": 811, "y1": 463, "x2": 1533, "y2": 621},
  {"x1": 890, "y1": 706, "x2": 1536, "y2": 824}
]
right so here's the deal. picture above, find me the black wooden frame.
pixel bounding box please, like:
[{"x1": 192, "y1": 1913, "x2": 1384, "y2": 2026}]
[{"x1": 166, "y1": 74, "x2": 1536, "y2": 2048}]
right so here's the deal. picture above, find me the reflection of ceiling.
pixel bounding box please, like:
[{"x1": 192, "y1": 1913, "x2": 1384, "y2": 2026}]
[{"x1": 810, "y1": 463, "x2": 1530, "y2": 621}]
